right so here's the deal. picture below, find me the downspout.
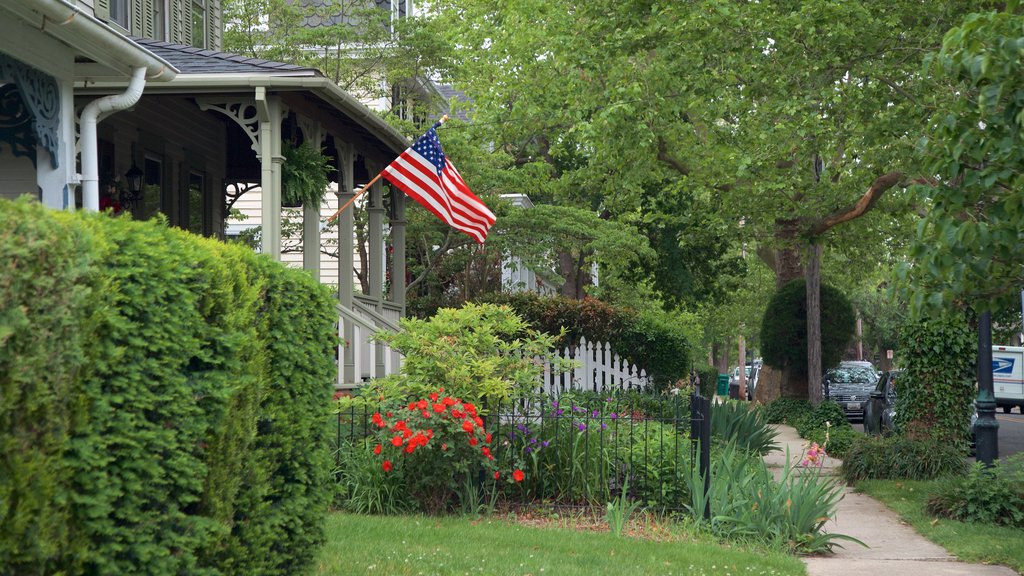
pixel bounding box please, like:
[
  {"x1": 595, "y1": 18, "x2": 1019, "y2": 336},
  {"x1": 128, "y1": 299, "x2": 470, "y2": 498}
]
[{"x1": 80, "y1": 67, "x2": 147, "y2": 211}]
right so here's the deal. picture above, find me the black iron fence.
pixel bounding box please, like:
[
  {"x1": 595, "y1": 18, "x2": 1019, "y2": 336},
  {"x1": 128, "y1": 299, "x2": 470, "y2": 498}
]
[{"x1": 331, "y1": 390, "x2": 712, "y2": 511}]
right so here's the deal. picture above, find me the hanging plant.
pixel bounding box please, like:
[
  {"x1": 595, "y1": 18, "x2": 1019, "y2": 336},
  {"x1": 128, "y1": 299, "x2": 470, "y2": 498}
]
[{"x1": 281, "y1": 140, "x2": 332, "y2": 207}]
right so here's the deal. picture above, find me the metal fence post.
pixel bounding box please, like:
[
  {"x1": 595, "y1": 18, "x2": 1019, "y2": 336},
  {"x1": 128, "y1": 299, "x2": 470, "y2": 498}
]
[{"x1": 690, "y1": 391, "x2": 711, "y2": 520}]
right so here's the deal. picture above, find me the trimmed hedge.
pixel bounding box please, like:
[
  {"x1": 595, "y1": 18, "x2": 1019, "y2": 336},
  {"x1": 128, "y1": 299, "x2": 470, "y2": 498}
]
[
  {"x1": 0, "y1": 198, "x2": 336, "y2": 575},
  {"x1": 478, "y1": 293, "x2": 692, "y2": 389},
  {"x1": 840, "y1": 435, "x2": 967, "y2": 482}
]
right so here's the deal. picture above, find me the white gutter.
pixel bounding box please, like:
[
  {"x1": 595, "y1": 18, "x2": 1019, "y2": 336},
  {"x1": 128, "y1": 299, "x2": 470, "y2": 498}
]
[
  {"x1": 3, "y1": 0, "x2": 177, "y2": 80},
  {"x1": 80, "y1": 67, "x2": 147, "y2": 211}
]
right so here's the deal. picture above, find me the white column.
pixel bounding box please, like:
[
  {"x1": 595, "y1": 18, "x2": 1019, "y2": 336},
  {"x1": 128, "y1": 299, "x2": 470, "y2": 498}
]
[
  {"x1": 302, "y1": 124, "x2": 324, "y2": 277},
  {"x1": 391, "y1": 189, "x2": 406, "y2": 310},
  {"x1": 368, "y1": 166, "x2": 384, "y2": 309},
  {"x1": 257, "y1": 89, "x2": 282, "y2": 260},
  {"x1": 336, "y1": 142, "x2": 355, "y2": 384}
]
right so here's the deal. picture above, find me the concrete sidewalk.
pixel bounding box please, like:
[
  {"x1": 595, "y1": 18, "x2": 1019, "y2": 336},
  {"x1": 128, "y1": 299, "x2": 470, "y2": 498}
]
[{"x1": 766, "y1": 425, "x2": 1018, "y2": 576}]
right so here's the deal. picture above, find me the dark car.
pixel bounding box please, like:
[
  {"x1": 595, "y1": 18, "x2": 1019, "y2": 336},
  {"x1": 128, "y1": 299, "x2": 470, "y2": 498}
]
[
  {"x1": 864, "y1": 370, "x2": 900, "y2": 435},
  {"x1": 823, "y1": 362, "x2": 879, "y2": 421}
]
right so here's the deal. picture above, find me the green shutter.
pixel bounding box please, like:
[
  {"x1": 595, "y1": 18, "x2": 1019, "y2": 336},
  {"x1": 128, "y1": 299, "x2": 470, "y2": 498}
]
[
  {"x1": 142, "y1": 0, "x2": 155, "y2": 40},
  {"x1": 170, "y1": 0, "x2": 184, "y2": 45},
  {"x1": 130, "y1": 0, "x2": 144, "y2": 35},
  {"x1": 183, "y1": 0, "x2": 193, "y2": 47},
  {"x1": 207, "y1": 0, "x2": 221, "y2": 51},
  {"x1": 95, "y1": 0, "x2": 110, "y2": 21}
]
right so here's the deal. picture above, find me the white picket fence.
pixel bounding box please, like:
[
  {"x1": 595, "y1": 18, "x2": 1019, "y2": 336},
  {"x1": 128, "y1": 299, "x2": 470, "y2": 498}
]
[{"x1": 538, "y1": 337, "x2": 652, "y2": 397}]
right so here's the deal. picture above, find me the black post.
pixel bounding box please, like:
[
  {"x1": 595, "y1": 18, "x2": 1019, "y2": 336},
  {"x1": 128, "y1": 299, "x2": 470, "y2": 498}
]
[
  {"x1": 976, "y1": 311, "x2": 999, "y2": 465},
  {"x1": 690, "y1": 391, "x2": 711, "y2": 520}
]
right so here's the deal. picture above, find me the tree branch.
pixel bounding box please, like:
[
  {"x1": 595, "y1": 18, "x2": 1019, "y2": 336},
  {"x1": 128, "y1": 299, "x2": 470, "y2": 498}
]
[
  {"x1": 656, "y1": 137, "x2": 690, "y2": 176},
  {"x1": 808, "y1": 171, "x2": 904, "y2": 236}
]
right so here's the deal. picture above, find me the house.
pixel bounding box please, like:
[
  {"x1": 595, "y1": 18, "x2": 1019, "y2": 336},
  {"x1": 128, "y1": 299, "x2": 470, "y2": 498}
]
[{"x1": 1, "y1": 0, "x2": 409, "y2": 387}]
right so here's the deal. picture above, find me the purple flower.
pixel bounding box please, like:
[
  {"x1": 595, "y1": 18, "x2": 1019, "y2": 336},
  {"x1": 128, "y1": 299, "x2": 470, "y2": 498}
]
[
  {"x1": 591, "y1": 409, "x2": 599, "y2": 418},
  {"x1": 525, "y1": 446, "x2": 533, "y2": 454},
  {"x1": 530, "y1": 438, "x2": 537, "y2": 445},
  {"x1": 552, "y1": 401, "x2": 559, "y2": 409},
  {"x1": 610, "y1": 413, "x2": 618, "y2": 420},
  {"x1": 601, "y1": 423, "x2": 608, "y2": 430},
  {"x1": 542, "y1": 440, "x2": 550, "y2": 448},
  {"x1": 577, "y1": 423, "x2": 587, "y2": 432},
  {"x1": 556, "y1": 409, "x2": 564, "y2": 416}
]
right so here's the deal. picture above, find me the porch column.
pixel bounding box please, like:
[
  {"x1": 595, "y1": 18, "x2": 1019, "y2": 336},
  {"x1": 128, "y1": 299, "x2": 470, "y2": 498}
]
[
  {"x1": 256, "y1": 88, "x2": 282, "y2": 260},
  {"x1": 302, "y1": 121, "x2": 324, "y2": 277},
  {"x1": 368, "y1": 164, "x2": 385, "y2": 310},
  {"x1": 336, "y1": 141, "x2": 355, "y2": 384},
  {"x1": 391, "y1": 188, "x2": 407, "y2": 310}
]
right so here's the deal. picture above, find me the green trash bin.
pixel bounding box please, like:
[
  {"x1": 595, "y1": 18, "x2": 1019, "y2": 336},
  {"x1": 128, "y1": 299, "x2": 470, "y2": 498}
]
[{"x1": 716, "y1": 374, "x2": 729, "y2": 396}]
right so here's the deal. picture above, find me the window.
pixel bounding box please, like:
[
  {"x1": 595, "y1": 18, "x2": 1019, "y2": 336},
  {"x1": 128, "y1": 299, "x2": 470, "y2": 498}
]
[
  {"x1": 154, "y1": 0, "x2": 167, "y2": 41},
  {"x1": 110, "y1": 0, "x2": 129, "y2": 29},
  {"x1": 191, "y1": 0, "x2": 206, "y2": 48},
  {"x1": 141, "y1": 156, "x2": 163, "y2": 220},
  {"x1": 186, "y1": 172, "x2": 205, "y2": 235}
]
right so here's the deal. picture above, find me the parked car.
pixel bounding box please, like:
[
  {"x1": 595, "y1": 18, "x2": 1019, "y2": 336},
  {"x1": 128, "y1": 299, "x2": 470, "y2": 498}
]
[
  {"x1": 823, "y1": 361, "x2": 880, "y2": 421},
  {"x1": 864, "y1": 370, "x2": 900, "y2": 435}
]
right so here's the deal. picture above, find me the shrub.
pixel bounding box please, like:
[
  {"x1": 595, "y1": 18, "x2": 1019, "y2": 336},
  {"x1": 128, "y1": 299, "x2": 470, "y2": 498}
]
[
  {"x1": 804, "y1": 425, "x2": 859, "y2": 460},
  {"x1": 793, "y1": 400, "x2": 849, "y2": 438},
  {"x1": 0, "y1": 199, "x2": 336, "y2": 575},
  {"x1": 694, "y1": 365, "x2": 719, "y2": 398},
  {"x1": 685, "y1": 441, "x2": 859, "y2": 554},
  {"x1": 479, "y1": 293, "x2": 694, "y2": 388},
  {"x1": 926, "y1": 455, "x2": 1024, "y2": 528},
  {"x1": 370, "y1": 303, "x2": 569, "y2": 406},
  {"x1": 760, "y1": 279, "x2": 855, "y2": 378},
  {"x1": 763, "y1": 398, "x2": 810, "y2": 425},
  {"x1": 333, "y1": 439, "x2": 411, "y2": 515},
  {"x1": 840, "y1": 435, "x2": 967, "y2": 482},
  {"x1": 895, "y1": 313, "x2": 975, "y2": 446},
  {"x1": 711, "y1": 401, "x2": 779, "y2": 456}
]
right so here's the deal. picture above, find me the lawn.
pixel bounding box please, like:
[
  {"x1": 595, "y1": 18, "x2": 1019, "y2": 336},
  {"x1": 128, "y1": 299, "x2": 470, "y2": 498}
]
[
  {"x1": 315, "y1": 512, "x2": 807, "y2": 576},
  {"x1": 856, "y1": 479, "x2": 1024, "y2": 573}
]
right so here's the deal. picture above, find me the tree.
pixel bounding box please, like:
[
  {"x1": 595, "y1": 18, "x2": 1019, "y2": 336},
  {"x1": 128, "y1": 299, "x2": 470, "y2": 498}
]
[
  {"x1": 760, "y1": 278, "x2": 855, "y2": 402},
  {"x1": 420, "y1": 0, "x2": 996, "y2": 399},
  {"x1": 903, "y1": 8, "x2": 1024, "y2": 315}
]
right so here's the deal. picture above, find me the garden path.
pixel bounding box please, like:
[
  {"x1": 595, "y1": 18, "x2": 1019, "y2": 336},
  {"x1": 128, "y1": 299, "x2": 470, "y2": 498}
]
[{"x1": 766, "y1": 425, "x2": 1018, "y2": 576}]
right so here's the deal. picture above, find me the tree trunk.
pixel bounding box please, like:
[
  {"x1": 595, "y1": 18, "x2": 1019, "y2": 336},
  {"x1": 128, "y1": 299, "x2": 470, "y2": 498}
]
[
  {"x1": 806, "y1": 242, "x2": 823, "y2": 405},
  {"x1": 738, "y1": 334, "x2": 747, "y2": 400}
]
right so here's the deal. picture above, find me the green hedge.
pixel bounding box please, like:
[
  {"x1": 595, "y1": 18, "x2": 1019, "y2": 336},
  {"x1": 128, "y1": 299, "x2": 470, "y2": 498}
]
[
  {"x1": 478, "y1": 293, "x2": 693, "y2": 389},
  {"x1": 0, "y1": 198, "x2": 336, "y2": 575}
]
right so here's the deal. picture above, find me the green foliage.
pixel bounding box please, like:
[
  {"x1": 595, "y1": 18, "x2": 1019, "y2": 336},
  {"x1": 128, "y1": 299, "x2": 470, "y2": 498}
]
[
  {"x1": 481, "y1": 293, "x2": 694, "y2": 388},
  {"x1": 927, "y1": 455, "x2": 1024, "y2": 528},
  {"x1": 710, "y1": 401, "x2": 779, "y2": 456},
  {"x1": 280, "y1": 140, "x2": 332, "y2": 207},
  {"x1": 763, "y1": 398, "x2": 812, "y2": 425},
  {"x1": 760, "y1": 279, "x2": 856, "y2": 379},
  {"x1": 605, "y1": 478, "x2": 642, "y2": 538},
  {"x1": 894, "y1": 312, "x2": 975, "y2": 446},
  {"x1": 0, "y1": 198, "x2": 336, "y2": 575},
  {"x1": 905, "y1": 9, "x2": 1024, "y2": 313},
  {"x1": 840, "y1": 435, "x2": 967, "y2": 482},
  {"x1": 694, "y1": 365, "x2": 719, "y2": 398},
  {"x1": 793, "y1": 400, "x2": 848, "y2": 439},
  {"x1": 370, "y1": 302, "x2": 569, "y2": 406},
  {"x1": 804, "y1": 425, "x2": 859, "y2": 461},
  {"x1": 333, "y1": 439, "x2": 411, "y2": 515},
  {"x1": 685, "y1": 442, "x2": 859, "y2": 554}
]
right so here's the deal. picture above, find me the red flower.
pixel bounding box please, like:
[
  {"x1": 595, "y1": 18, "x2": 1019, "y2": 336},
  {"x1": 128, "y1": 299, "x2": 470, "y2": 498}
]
[
  {"x1": 417, "y1": 399, "x2": 428, "y2": 410},
  {"x1": 430, "y1": 392, "x2": 439, "y2": 402},
  {"x1": 433, "y1": 403, "x2": 446, "y2": 413},
  {"x1": 469, "y1": 437, "x2": 479, "y2": 446},
  {"x1": 393, "y1": 420, "x2": 407, "y2": 431},
  {"x1": 401, "y1": 429, "x2": 412, "y2": 439},
  {"x1": 463, "y1": 402, "x2": 477, "y2": 416},
  {"x1": 442, "y1": 397, "x2": 457, "y2": 407},
  {"x1": 391, "y1": 436, "x2": 403, "y2": 447},
  {"x1": 494, "y1": 471, "x2": 501, "y2": 480},
  {"x1": 382, "y1": 460, "x2": 393, "y2": 472},
  {"x1": 481, "y1": 446, "x2": 492, "y2": 459},
  {"x1": 441, "y1": 443, "x2": 448, "y2": 451},
  {"x1": 461, "y1": 420, "x2": 475, "y2": 433},
  {"x1": 485, "y1": 433, "x2": 492, "y2": 444},
  {"x1": 451, "y1": 409, "x2": 465, "y2": 419},
  {"x1": 373, "y1": 444, "x2": 382, "y2": 455},
  {"x1": 404, "y1": 443, "x2": 416, "y2": 454},
  {"x1": 426, "y1": 429, "x2": 434, "y2": 439},
  {"x1": 421, "y1": 411, "x2": 431, "y2": 418},
  {"x1": 513, "y1": 469, "x2": 525, "y2": 483},
  {"x1": 473, "y1": 416, "x2": 484, "y2": 428},
  {"x1": 372, "y1": 413, "x2": 385, "y2": 427}
]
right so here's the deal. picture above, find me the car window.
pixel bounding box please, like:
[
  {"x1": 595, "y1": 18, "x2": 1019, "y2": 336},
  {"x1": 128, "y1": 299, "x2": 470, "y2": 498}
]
[{"x1": 826, "y1": 366, "x2": 877, "y2": 385}]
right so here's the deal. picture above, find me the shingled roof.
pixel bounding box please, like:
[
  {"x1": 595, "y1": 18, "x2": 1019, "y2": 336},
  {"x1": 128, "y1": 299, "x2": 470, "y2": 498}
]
[{"x1": 133, "y1": 38, "x2": 316, "y2": 76}]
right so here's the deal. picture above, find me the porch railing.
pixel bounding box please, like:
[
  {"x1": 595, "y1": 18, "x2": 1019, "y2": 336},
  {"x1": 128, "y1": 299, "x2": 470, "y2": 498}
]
[{"x1": 336, "y1": 299, "x2": 402, "y2": 389}]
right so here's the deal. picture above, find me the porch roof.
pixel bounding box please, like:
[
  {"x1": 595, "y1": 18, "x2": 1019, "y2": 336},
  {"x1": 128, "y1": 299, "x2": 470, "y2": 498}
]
[{"x1": 127, "y1": 38, "x2": 411, "y2": 161}]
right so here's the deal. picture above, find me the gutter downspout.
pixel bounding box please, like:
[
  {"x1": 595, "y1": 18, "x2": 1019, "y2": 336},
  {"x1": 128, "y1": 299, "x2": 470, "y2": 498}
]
[{"x1": 80, "y1": 67, "x2": 147, "y2": 212}]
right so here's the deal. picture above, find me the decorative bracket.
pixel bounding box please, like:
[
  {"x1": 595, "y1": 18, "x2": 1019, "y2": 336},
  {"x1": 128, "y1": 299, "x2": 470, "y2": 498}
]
[
  {"x1": 296, "y1": 114, "x2": 324, "y2": 147},
  {"x1": 224, "y1": 180, "x2": 260, "y2": 214},
  {"x1": 0, "y1": 53, "x2": 61, "y2": 168},
  {"x1": 196, "y1": 98, "x2": 261, "y2": 157},
  {"x1": 0, "y1": 84, "x2": 38, "y2": 167}
]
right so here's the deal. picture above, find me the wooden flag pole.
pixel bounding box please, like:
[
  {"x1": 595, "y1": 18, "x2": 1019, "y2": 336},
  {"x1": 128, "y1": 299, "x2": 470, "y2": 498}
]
[
  {"x1": 326, "y1": 114, "x2": 449, "y2": 224},
  {"x1": 326, "y1": 171, "x2": 383, "y2": 225}
]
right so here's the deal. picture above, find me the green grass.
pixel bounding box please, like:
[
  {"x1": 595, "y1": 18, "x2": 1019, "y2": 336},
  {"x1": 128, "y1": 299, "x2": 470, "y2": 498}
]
[
  {"x1": 315, "y1": 512, "x2": 806, "y2": 576},
  {"x1": 856, "y1": 479, "x2": 1024, "y2": 573}
]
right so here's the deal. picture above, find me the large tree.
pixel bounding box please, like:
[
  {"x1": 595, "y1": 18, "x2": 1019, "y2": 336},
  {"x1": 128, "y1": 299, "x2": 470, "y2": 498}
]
[{"x1": 420, "y1": 0, "x2": 996, "y2": 400}]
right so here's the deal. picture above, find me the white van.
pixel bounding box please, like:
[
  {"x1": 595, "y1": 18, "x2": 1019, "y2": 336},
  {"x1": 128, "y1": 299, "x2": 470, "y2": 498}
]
[{"x1": 993, "y1": 345, "x2": 1024, "y2": 413}]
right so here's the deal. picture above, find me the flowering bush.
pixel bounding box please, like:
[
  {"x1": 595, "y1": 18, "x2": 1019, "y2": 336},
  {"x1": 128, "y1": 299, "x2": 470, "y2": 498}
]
[{"x1": 370, "y1": 389, "x2": 523, "y2": 513}]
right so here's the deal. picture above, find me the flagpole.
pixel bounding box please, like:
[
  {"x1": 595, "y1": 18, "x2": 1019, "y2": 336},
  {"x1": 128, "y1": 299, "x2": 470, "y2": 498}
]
[
  {"x1": 325, "y1": 171, "x2": 384, "y2": 224},
  {"x1": 326, "y1": 114, "x2": 450, "y2": 225}
]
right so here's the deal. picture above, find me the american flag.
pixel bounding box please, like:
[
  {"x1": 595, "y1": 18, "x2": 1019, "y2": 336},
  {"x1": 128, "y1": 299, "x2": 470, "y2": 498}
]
[{"x1": 382, "y1": 122, "x2": 495, "y2": 244}]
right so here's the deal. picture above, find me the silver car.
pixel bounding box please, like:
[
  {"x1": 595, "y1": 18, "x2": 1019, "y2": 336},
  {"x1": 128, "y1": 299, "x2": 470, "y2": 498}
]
[{"x1": 823, "y1": 362, "x2": 879, "y2": 421}]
